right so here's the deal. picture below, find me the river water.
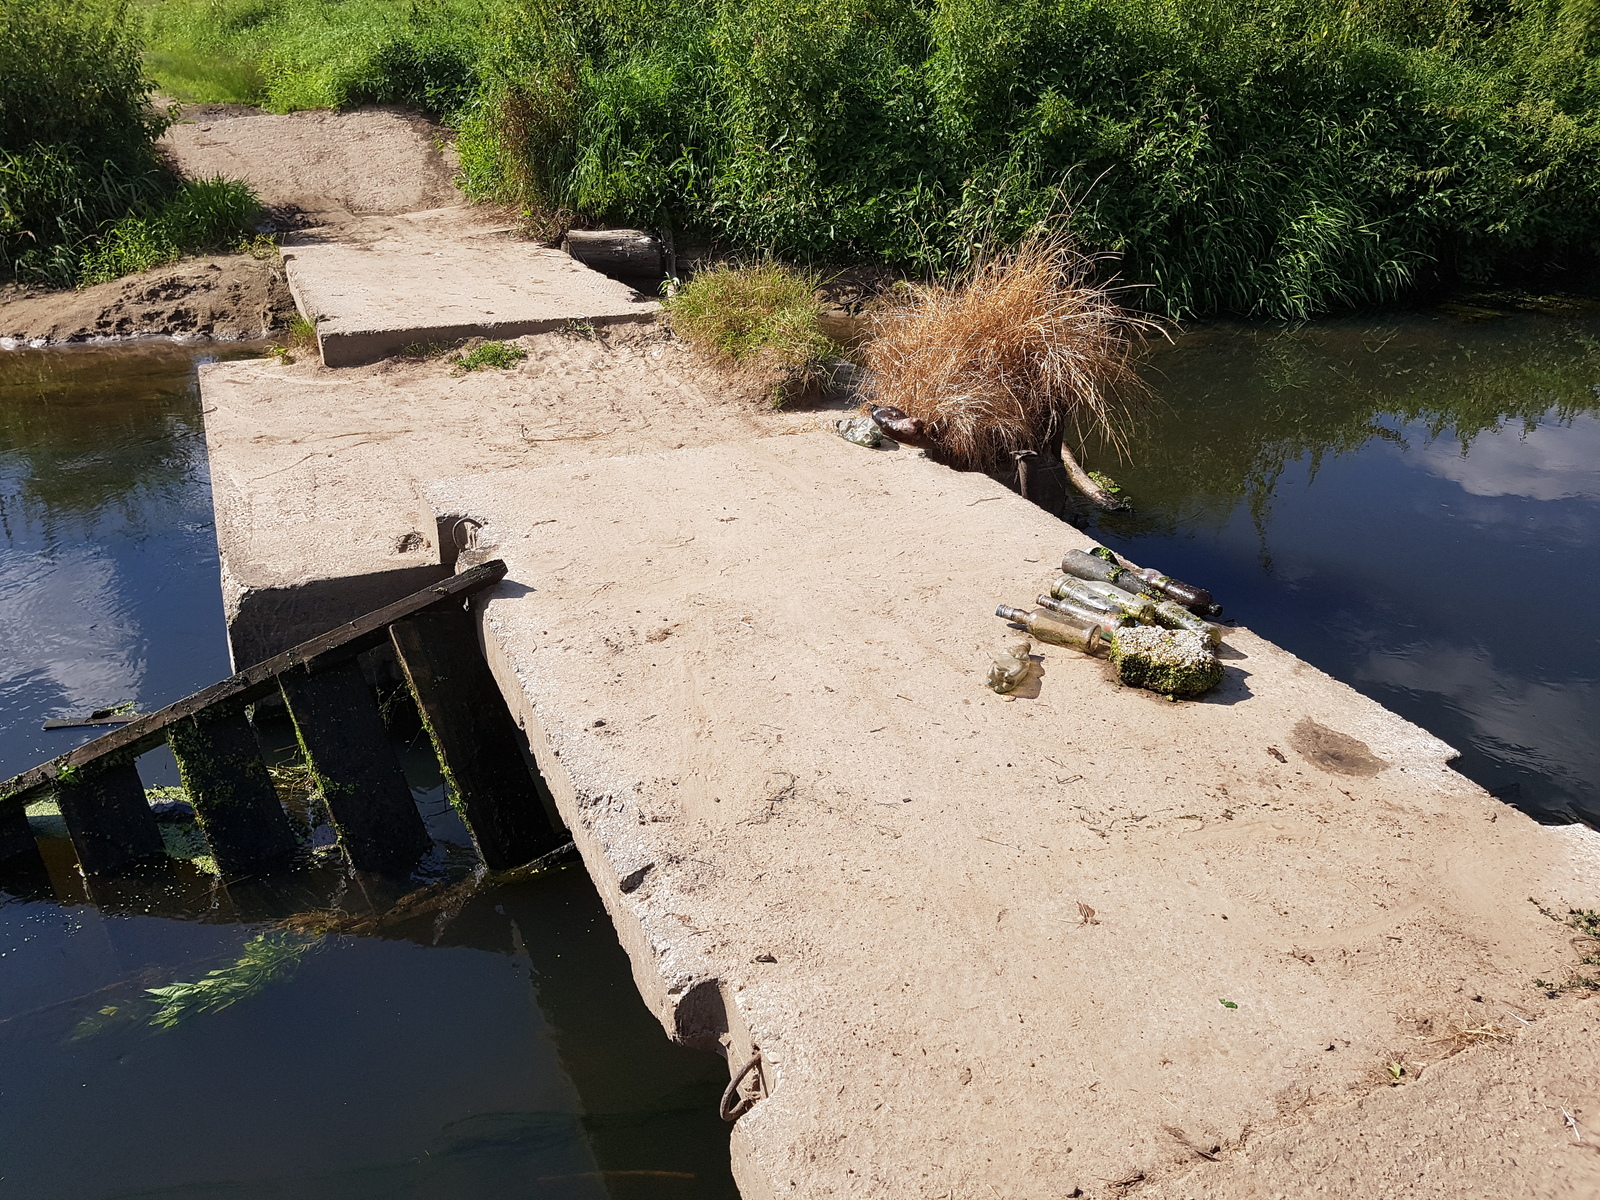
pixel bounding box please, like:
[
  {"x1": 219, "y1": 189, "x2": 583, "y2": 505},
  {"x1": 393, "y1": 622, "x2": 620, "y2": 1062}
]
[
  {"x1": 0, "y1": 345, "x2": 735, "y2": 1200},
  {"x1": 0, "y1": 313, "x2": 1596, "y2": 1197}
]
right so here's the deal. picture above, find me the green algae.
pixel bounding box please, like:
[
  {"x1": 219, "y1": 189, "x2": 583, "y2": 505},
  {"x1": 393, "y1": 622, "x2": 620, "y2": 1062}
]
[{"x1": 1110, "y1": 627, "x2": 1223, "y2": 698}]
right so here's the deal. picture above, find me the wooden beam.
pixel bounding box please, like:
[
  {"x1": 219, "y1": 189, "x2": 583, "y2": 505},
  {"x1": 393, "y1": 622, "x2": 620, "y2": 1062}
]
[
  {"x1": 168, "y1": 707, "x2": 300, "y2": 875},
  {"x1": 54, "y1": 757, "x2": 166, "y2": 875},
  {"x1": 280, "y1": 659, "x2": 433, "y2": 874},
  {"x1": 1, "y1": 560, "x2": 509, "y2": 807},
  {"x1": 391, "y1": 609, "x2": 564, "y2": 870}
]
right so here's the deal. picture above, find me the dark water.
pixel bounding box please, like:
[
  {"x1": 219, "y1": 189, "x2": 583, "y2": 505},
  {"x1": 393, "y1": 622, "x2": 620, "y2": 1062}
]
[
  {"x1": 1087, "y1": 312, "x2": 1600, "y2": 827},
  {"x1": 0, "y1": 345, "x2": 735, "y2": 1200}
]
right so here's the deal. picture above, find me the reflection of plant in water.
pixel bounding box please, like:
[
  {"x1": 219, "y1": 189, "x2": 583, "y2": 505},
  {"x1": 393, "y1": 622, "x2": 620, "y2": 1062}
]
[
  {"x1": 146, "y1": 932, "x2": 319, "y2": 1028},
  {"x1": 70, "y1": 932, "x2": 321, "y2": 1039}
]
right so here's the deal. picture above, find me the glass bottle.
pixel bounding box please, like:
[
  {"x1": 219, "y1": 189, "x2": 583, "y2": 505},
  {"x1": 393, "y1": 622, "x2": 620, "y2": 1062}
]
[
  {"x1": 1061, "y1": 548, "x2": 1160, "y2": 598},
  {"x1": 995, "y1": 605, "x2": 1109, "y2": 655},
  {"x1": 1036, "y1": 594, "x2": 1129, "y2": 637}
]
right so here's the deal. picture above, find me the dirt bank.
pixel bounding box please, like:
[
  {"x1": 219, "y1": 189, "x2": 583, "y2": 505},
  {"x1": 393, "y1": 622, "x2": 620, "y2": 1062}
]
[
  {"x1": 1, "y1": 254, "x2": 295, "y2": 346},
  {"x1": 1, "y1": 104, "x2": 462, "y2": 347}
]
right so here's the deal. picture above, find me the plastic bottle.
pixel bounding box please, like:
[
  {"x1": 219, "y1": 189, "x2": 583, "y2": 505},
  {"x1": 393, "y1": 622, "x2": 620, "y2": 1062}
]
[
  {"x1": 1036, "y1": 594, "x2": 1129, "y2": 637},
  {"x1": 987, "y1": 640, "x2": 1034, "y2": 694},
  {"x1": 995, "y1": 605, "x2": 1109, "y2": 655}
]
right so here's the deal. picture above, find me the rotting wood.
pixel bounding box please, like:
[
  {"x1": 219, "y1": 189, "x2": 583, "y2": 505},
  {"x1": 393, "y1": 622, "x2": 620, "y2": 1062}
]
[
  {"x1": 0, "y1": 561, "x2": 508, "y2": 808},
  {"x1": 390, "y1": 609, "x2": 565, "y2": 869},
  {"x1": 562, "y1": 229, "x2": 663, "y2": 278},
  {"x1": 167, "y1": 706, "x2": 300, "y2": 875},
  {"x1": 280, "y1": 659, "x2": 432, "y2": 874},
  {"x1": 54, "y1": 758, "x2": 166, "y2": 875}
]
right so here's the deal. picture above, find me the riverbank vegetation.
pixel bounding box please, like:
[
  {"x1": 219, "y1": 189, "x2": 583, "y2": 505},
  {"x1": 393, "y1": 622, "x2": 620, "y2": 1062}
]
[
  {"x1": 2, "y1": 0, "x2": 261, "y2": 285},
  {"x1": 110, "y1": 0, "x2": 1600, "y2": 317}
]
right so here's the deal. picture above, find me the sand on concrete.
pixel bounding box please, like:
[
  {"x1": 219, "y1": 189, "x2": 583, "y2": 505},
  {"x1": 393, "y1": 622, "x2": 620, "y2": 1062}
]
[
  {"x1": 1, "y1": 254, "x2": 294, "y2": 345},
  {"x1": 280, "y1": 207, "x2": 660, "y2": 365},
  {"x1": 421, "y1": 434, "x2": 1600, "y2": 1200},
  {"x1": 198, "y1": 323, "x2": 825, "y2": 666}
]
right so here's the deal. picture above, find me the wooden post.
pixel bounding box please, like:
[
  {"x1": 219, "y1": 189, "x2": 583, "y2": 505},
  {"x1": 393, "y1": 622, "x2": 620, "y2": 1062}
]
[
  {"x1": 54, "y1": 756, "x2": 165, "y2": 875},
  {"x1": 167, "y1": 707, "x2": 299, "y2": 875},
  {"x1": 279, "y1": 659, "x2": 431, "y2": 874},
  {"x1": 390, "y1": 608, "x2": 564, "y2": 869},
  {"x1": 0, "y1": 804, "x2": 39, "y2": 863}
]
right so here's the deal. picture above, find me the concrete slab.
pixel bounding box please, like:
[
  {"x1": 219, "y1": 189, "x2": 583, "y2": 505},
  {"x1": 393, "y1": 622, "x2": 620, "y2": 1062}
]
[
  {"x1": 197, "y1": 326, "x2": 813, "y2": 666},
  {"x1": 280, "y1": 207, "x2": 660, "y2": 365},
  {"x1": 423, "y1": 434, "x2": 1600, "y2": 1200}
]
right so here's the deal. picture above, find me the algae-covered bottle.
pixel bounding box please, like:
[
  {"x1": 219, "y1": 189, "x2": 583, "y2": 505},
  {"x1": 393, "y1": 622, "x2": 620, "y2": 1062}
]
[
  {"x1": 1061, "y1": 548, "x2": 1160, "y2": 599},
  {"x1": 995, "y1": 604, "x2": 1109, "y2": 655},
  {"x1": 1152, "y1": 598, "x2": 1225, "y2": 645},
  {"x1": 1089, "y1": 546, "x2": 1216, "y2": 613},
  {"x1": 1053, "y1": 576, "x2": 1161, "y2": 623},
  {"x1": 1036, "y1": 594, "x2": 1129, "y2": 636}
]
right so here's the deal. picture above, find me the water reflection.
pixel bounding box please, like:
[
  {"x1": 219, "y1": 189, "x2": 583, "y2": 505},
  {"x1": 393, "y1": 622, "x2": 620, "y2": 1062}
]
[{"x1": 1082, "y1": 313, "x2": 1600, "y2": 826}]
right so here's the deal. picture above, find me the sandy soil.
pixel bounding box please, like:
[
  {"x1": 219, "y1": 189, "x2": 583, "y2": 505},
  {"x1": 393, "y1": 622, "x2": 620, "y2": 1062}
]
[{"x1": 0, "y1": 104, "x2": 460, "y2": 346}]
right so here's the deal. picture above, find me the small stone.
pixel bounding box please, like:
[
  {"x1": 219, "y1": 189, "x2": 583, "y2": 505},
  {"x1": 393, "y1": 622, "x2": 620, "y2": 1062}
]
[{"x1": 1109, "y1": 627, "x2": 1222, "y2": 698}]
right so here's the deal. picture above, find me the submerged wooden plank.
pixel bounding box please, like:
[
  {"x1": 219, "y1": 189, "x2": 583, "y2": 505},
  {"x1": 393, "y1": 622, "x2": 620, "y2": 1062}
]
[
  {"x1": 0, "y1": 560, "x2": 508, "y2": 807},
  {"x1": 168, "y1": 707, "x2": 300, "y2": 875},
  {"x1": 54, "y1": 758, "x2": 165, "y2": 875},
  {"x1": 279, "y1": 659, "x2": 432, "y2": 874},
  {"x1": 390, "y1": 609, "x2": 563, "y2": 870}
]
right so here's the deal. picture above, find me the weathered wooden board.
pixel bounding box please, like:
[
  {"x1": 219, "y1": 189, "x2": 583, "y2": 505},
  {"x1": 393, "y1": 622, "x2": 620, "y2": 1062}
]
[
  {"x1": 168, "y1": 707, "x2": 300, "y2": 875},
  {"x1": 54, "y1": 758, "x2": 166, "y2": 875},
  {"x1": 391, "y1": 609, "x2": 563, "y2": 869},
  {"x1": 0, "y1": 560, "x2": 508, "y2": 807},
  {"x1": 279, "y1": 660, "x2": 433, "y2": 874}
]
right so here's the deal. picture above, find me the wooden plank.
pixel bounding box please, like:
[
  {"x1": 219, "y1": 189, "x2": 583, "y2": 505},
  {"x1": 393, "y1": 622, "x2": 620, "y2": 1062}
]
[
  {"x1": 390, "y1": 610, "x2": 564, "y2": 870},
  {"x1": 54, "y1": 757, "x2": 166, "y2": 875},
  {"x1": 168, "y1": 707, "x2": 300, "y2": 875},
  {"x1": 1, "y1": 560, "x2": 509, "y2": 807},
  {"x1": 279, "y1": 659, "x2": 432, "y2": 874}
]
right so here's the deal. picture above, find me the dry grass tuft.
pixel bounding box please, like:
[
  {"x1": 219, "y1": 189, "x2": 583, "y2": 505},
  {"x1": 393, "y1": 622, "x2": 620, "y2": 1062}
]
[{"x1": 862, "y1": 233, "x2": 1160, "y2": 470}]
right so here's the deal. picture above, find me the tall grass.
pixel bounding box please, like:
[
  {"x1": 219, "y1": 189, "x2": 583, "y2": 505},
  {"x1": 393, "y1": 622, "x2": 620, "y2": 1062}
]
[
  {"x1": 132, "y1": 0, "x2": 1600, "y2": 316},
  {"x1": 1, "y1": 0, "x2": 172, "y2": 282},
  {"x1": 451, "y1": 0, "x2": 1600, "y2": 318}
]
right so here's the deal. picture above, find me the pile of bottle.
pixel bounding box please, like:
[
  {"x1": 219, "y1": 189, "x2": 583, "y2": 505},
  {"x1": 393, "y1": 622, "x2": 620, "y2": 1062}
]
[{"x1": 991, "y1": 548, "x2": 1226, "y2": 696}]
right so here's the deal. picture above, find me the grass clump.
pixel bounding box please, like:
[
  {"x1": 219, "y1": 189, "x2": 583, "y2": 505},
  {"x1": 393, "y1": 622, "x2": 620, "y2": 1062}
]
[
  {"x1": 78, "y1": 176, "x2": 260, "y2": 284},
  {"x1": 452, "y1": 339, "x2": 527, "y2": 371},
  {"x1": 663, "y1": 261, "x2": 837, "y2": 402},
  {"x1": 864, "y1": 234, "x2": 1154, "y2": 470}
]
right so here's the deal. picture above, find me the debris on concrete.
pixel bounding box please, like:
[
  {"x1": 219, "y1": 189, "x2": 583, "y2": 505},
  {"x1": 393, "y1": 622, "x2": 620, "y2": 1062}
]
[
  {"x1": 1110, "y1": 625, "x2": 1223, "y2": 697},
  {"x1": 986, "y1": 640, "x2": 1034, "y2": 693},
  {"x1": 834, "y1": 414, "x2": 882, "y2": 447}
]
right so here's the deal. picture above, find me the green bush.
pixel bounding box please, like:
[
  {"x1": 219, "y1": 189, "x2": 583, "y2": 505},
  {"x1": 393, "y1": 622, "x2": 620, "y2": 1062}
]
[
  {"x1": 1, "y1": 0, "x2": 173, "y2": 282},
  {"x1": 454, "y1": 0, "x2": 1600, "y2": 318},
  {"x1": 78, "y1": 176, "x2": 261, "y2": 284}
]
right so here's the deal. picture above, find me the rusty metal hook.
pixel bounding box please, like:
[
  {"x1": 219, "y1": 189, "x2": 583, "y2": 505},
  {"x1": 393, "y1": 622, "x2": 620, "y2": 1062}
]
[{"x1": 719, "y1": 1048, "x2": 763, "y2": 1122}]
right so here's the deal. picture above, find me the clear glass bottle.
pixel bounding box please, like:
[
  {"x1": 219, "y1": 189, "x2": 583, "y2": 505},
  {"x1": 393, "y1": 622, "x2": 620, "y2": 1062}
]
[
  {"x1": 995, "y1": 605, "x2": 1109, "y2": 655},
  {"x1": 1036, "y1": 594, "x2": 1129, "y2": 637}
]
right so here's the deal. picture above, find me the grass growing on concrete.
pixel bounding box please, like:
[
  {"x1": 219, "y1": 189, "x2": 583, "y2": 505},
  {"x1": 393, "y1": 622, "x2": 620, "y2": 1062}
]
[
  {"x1": 663, "y1": 261, "x2": 837, "y2": 403},
  {"x1": 1533, "y1": 906, "x2": 1600, "y2": 996},
  {"x1": 864, "y1": 235, "x2": 1155, "y2": 470}
]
